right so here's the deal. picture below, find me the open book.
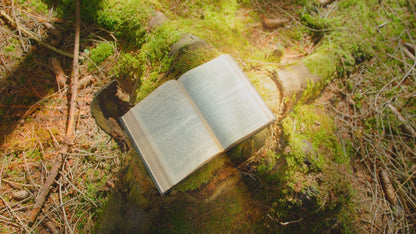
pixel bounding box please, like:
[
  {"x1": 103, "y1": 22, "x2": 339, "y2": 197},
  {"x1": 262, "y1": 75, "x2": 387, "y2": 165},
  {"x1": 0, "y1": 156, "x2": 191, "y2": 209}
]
[{"x1": 120, "y1": 54, "x2": 275, "y2": 194}]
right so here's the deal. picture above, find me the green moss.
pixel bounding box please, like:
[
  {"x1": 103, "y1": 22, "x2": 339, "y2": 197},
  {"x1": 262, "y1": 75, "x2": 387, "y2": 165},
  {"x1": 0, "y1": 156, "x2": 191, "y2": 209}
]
[
  {"x1": 167, "y1": 47, "x2": 221, "y2": 79},
  {"x1": 4, "y1": 44, "x2": 16, "y2": 53},
  {"x1": 136, "y1": 42, "x2": 220, "y2": 103},
  {"x1": 123, "y1": 162, "x2": 149, "y2": 208},
  {"x1": 256, "y1": 104, "x2": 354, "y2": 232},
  {"x1": 92, "y1": 0, "x2": 152, "y2": 48},
  {"x1": 17, "y1": 0, "x2": 50, "y2": 15},
  {"x1": 175, "y1": 155, "x2": 226, "y2": 192},
  {"x1": 303, "y1": 51, "x2": 337, "y2": 80},
  {"x1": 283, "y1": 105, "x2": 348, "y2": 167},
  {"x1": 88, "y1": 42, "x2": 115, "y2": 70},
  {"x1": 138, "y1": 21, "x2": 182, "y2": 81},
  {"x1": 157, "y1": 182, "x2": 250, "y2": 233}
]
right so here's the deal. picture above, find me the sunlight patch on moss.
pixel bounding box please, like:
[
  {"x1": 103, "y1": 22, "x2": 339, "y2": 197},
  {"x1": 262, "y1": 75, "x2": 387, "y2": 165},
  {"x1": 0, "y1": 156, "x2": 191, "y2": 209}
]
[{"x1": 175, "y1": 156, "x2": 226, "y2": 192}]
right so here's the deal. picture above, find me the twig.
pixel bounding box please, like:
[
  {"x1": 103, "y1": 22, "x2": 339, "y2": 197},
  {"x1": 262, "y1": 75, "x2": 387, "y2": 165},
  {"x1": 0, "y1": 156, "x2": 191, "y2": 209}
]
[
  {"x1": 66, "y1": 0, "x2": 81, "y2": 145},
  {"x1": 0, "y1": 195, "x2": 29, "y2": 232},
  {"x1": 50, "y1": 58, "x2": 67, "y2": 90},
  {"x1": 27, "y1": 149, "x2": 64, "y2": 224},
  {"x1": 28, "y1": 198, "x2": 76, "y2": 232},
  {"x1": 60, "y1": 172, "x2": 97, "y2": 207},
  {"x1": 27, "y1": 0, "x2": 81, "y2": 225},
  {"x1": 388, "y1": 104, "x2": 416, "y2": 138},
  {"x1": 0, "y1": 155, "x2": 6, "y2": 189},
  {"x1": 402, "y1": 46, "x2": 415, "y2": 61},
  {"x1": 47, "y1": 125, "x2": 60, "y2": 148},
  {"x1": 59, "y1": 182, "x2": 73, "y2": 234},
  {"x1": 279, "y1": 217, "x2": 303, "y2": 226},
  {"x1": 0, "y1": 10, "x2": 73, "y2": 58}
]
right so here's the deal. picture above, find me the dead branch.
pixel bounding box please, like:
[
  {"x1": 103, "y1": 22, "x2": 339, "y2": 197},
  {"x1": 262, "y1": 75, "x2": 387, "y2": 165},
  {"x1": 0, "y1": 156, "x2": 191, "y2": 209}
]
[
  {"x1": 388, "y1": 104, "x2": 416, "y2": 138},
  {"x1": 50, "y1": 58, "x2": 67, "y2": 89},
  {"x1": 27, "y1": 0, "x2": 81, "y2": 225},
  {"x1": 27, "y1": 149, "x2": 64, "y2": 224},
  {"x1": 43, "y1": 22, "x2": 63, "y2": 46},
  {"x1": 402, "y1": 46, "x2": 415, "y2": 61},
  {"x1": 0, "y1": 10, "x2": 73, "y2": 58},
  {"x1": 78, "y1": 75, "x2": 94, "y2": 89},
  {"x1": 66, "y1": 0, "x2": 81, "y2": 144},
  {"x1": 404, "y1": 42, "x2": 415, "y2": 54}
]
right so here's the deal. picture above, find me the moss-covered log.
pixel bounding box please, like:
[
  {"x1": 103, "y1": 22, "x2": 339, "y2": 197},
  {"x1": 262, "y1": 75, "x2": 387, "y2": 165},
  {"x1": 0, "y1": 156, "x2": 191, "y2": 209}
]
[
  {"x1": 274, "y1": 50, "x2": 337, "y2": 112},
  {"x1": 92, "y1": 31, "x2": 345, "y2": 231}
]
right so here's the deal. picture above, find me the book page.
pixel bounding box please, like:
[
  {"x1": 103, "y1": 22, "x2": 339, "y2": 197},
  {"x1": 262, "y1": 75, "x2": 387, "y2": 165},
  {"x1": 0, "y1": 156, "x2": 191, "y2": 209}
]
[
  {"x1": 121, "y1": 80, "x2": 221, "y2": 193},
  {"x1": 179, "y1": 54, "x2": 275, "y2": 149}
]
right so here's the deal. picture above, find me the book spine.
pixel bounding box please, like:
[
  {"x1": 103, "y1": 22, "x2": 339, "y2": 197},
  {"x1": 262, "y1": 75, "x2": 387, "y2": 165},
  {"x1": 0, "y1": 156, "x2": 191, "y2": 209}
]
[{"x1": 119, "y1": 116, "x2": 166, "y2": 195}]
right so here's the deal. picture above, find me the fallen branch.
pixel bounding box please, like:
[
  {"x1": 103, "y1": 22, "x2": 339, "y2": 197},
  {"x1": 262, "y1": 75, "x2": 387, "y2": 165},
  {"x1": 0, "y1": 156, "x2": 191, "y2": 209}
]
[
  {"x1": 0, "y1": 10, "x2": 73, "y2": 58},
  {"x1": 388, "y1": 104, "x2": 416, "y2": 138},
  {"x1": 404, "y1": 42, "x2": 415, "y2": 54},
  {"x1": 50, "y1": 58, "x2": 67, "y2": 89},
  {"x1": 27, "y1": 150, "x2": 64, "y2": 224},
  {"x1": 66, "y1": 0, "x2": 81, "y2": 144},
  {"x1": 27, "y1": 0, "x2": 81, "y2": 225},
  {"x1": 78, "y1": 75, "x2": 94, "y2": 89},
  {"x1": 402, "y1": 46, "x2": 415, "y2": 61}
]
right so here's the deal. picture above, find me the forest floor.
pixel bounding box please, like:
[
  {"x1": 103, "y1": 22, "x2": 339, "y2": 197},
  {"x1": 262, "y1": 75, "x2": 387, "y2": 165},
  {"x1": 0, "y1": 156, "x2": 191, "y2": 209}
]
[{"x1": 1, "y1": 0, "x2": 415, "y2": 233}]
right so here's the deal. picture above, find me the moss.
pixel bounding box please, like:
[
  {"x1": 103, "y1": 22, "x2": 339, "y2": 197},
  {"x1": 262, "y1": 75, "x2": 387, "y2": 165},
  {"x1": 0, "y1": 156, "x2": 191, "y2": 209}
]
[
  {"x1": 92, "y1": 0, "x2": 152, "y2": 48},
  {"x1": 256, "y1": 104, "x2": 355, "y2": 232},
  {"x1": 303, "y1": 51, "x2": 337, "y2": 80},
  {"x1": 157, "y1": 182, "x2": 251, "y2": 233},
  {"x1": 283, "y1": 105, "x2": 348, "y2": 167},
  {"x1": 17, "y1": 0, "x2": 50, "y2": 15},
  {"x1": 175, "y1": 155, "x2": 226, "y2": 192},
  {"x1": 87, "y1": 42, "x2": 115, "y2": 70},
  {"x1": 167, "y1": 47, "x2": 221, "y2": 79},
  {"x1": 135, "y1": 38, "x2": 220, "y2": 103},
  {"x1": 122, "y1": 162, "x2": 149, "y2": 208},
  {"x1": 138, "y1": 21, "x2": 182, "y2": 81},
  {"x1": 110, "y1": 53, "x2": 142, "y2": 102}
]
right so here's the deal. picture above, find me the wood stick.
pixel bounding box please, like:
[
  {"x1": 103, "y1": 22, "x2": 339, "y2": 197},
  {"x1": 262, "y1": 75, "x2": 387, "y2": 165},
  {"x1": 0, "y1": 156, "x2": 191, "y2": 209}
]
[
  {"x1": 78, "y1": 75, "x2": 94, "y2": 89},
  {"x1": 65, "y1": 0, "x2": 81, "y2": 144},
  {"x1": 50, "y1": 58, "x2": 67, "y2": 89},
  {"x1": 0, "y1": 10, "x2": 73, "y2": 58},
  {"x1": 388, "y1": 104, "x2": 416, "y2": 138},
  {"x1": 402, "y1": 46, "x2": 415, "y2": 61},
  {"x1": 27, "y1": 0, "x2": 81, "y2": 225},
  {"x1": 27, "y1": 150, "x2": 64, "y2": 224}
]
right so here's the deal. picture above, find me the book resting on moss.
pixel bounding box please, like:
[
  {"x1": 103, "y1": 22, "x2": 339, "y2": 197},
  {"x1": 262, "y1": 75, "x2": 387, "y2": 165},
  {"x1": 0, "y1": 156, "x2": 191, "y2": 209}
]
[{"x1": 120, "y1": 54, "x2": 275, "y2": 194}]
